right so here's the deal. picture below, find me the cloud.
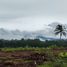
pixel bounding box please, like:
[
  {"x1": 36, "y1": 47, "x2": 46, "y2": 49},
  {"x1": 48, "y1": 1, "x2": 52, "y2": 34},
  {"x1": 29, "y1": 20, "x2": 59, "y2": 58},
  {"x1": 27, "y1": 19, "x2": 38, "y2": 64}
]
[
  {"x1": 0, "y1": 0, "x2": 67, "y2": 21},
  {"x1": 0, "y1": 0, "x2": 67, "y2": 31}
]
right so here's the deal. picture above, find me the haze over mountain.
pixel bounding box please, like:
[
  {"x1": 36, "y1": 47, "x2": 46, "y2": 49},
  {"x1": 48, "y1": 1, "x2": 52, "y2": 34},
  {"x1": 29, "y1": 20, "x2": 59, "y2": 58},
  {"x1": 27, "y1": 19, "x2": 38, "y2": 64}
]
[{"x1": 0, "y1": 22, "x2": 66, "y2": 40}]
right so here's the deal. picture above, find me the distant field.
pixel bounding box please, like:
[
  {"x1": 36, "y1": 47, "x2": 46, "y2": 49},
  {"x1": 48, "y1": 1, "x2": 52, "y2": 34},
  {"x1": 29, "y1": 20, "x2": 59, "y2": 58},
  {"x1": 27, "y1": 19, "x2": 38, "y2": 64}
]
[{"x1": 0, "y1": 47, "x2": 66, "y2": 67}]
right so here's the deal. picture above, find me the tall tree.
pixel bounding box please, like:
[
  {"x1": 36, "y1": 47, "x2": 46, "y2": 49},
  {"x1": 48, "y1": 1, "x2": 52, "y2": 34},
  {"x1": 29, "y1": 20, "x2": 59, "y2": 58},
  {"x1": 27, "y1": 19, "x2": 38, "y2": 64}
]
[{"x1": 54, "y1": 24, "x2": 66, "y2": 39}]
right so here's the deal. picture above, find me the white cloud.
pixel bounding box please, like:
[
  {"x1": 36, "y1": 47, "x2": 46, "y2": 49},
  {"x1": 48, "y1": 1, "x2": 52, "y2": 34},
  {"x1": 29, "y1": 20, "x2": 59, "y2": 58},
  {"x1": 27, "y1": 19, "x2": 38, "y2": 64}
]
[{"x1": 0, "y1": 0, "x2": 67, "y2": 31}]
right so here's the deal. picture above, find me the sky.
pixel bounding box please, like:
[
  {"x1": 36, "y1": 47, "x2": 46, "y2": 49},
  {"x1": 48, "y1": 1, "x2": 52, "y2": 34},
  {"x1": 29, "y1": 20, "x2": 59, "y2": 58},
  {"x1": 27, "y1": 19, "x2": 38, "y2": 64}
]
[{"x1": 0, "y1": 0, "x2": 67, "y2": 31}]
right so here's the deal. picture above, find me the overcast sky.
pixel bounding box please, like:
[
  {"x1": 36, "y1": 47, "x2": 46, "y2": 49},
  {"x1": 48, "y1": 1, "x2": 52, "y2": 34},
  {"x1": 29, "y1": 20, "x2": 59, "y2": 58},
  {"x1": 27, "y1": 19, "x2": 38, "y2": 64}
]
[{"x1": 0, "y1": 0, "x2": 67, "y2": 31}]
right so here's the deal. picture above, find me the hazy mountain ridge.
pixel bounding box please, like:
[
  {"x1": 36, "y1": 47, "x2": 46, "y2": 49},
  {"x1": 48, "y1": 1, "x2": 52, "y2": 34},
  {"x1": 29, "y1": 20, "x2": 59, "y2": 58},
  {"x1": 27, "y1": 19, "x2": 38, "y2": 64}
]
[{"x1": 0, "y1": 22, "x2": 66, "y2": 40}]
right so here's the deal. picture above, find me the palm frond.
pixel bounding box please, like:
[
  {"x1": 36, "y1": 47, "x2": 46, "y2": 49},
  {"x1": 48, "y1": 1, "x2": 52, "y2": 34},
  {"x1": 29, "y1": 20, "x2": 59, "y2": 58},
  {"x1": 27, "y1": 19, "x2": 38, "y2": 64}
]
[
  {"x1": 55, "y1": 31, "x2": 60, "y2": 35},
  {"x1": 62, "y1": 32, "x2": 66, "y2": 37}
]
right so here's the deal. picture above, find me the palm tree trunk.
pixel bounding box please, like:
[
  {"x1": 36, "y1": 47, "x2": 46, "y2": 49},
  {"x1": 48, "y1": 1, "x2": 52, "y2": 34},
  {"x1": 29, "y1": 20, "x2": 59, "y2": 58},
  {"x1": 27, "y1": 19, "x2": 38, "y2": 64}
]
[{"x1": 60, "y1": 33, "x2": 61, "y2": 40}]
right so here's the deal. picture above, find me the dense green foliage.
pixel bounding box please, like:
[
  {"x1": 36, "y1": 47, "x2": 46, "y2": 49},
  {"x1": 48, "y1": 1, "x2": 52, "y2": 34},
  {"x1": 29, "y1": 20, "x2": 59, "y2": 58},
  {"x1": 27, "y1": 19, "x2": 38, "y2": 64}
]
[{"x1": 0, "y1": 39, "x2": 67, "y2": 48}]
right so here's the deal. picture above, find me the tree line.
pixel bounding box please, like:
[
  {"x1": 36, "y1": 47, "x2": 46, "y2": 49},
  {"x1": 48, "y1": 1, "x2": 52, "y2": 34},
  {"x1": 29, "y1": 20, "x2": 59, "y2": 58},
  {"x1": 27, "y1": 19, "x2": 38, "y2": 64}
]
[{"x1": 0, "y1": 39, "x2": 66, "y2": 48}]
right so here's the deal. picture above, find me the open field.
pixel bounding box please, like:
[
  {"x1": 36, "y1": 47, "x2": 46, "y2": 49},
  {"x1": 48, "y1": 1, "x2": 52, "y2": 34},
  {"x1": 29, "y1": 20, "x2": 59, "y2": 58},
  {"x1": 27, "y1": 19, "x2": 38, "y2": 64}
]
[{"x1": 0, "y1": 47, "x2": 67, "y2": 67}]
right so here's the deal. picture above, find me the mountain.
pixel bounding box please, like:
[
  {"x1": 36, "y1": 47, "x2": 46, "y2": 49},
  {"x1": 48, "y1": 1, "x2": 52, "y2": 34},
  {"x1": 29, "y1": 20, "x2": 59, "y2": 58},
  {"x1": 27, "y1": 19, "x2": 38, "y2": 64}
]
[
  {"x1": 0, "y1": 22, "x2": 66, "y2": 40},
  {"x1": 0, "y1": 28, "x2": 55, "y2": 40}
]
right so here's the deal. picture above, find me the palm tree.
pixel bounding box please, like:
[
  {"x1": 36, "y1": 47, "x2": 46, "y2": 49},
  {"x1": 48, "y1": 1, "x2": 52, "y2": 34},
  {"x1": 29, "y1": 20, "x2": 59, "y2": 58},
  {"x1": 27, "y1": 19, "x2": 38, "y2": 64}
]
[{"x1": 54, "y1": 24, "x2": 66, "y2": 39}]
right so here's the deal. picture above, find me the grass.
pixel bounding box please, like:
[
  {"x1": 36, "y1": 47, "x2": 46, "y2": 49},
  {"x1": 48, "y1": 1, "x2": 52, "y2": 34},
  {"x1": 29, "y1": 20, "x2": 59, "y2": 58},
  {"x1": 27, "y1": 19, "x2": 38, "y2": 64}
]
[
  {"x1": 38, "y1": 62, "x2": 53, "y2": 67},
  {"x1": 38, "y1": 61, "x2": 67, "y2": 67},
  {"x1": 0, "y1": 47, "x2": 67, "y2": 67},
  {"x1": 1, "y1": 47, "x2": 45, "y2": 51}
]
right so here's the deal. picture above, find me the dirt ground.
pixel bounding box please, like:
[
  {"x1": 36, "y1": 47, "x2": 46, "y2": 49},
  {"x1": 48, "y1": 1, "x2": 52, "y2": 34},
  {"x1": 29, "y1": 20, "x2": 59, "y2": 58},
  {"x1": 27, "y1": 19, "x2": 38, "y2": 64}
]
[
  {"x1": 0, "y1": 50, "x2": 48, "y2": 67},
  {"x1": 0, "y1": 48, "x2": 65, "y2": 67}
]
